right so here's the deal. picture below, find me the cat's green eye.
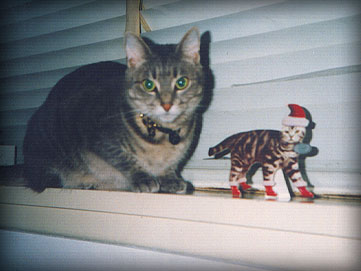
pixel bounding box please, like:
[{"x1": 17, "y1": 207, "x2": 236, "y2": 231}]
[
  {"x1": 175, "y1": 76, "x2": 189, "y2": 90},
  {"x1": 142, "y1": 79, "x2": 156, "y2": 92}
]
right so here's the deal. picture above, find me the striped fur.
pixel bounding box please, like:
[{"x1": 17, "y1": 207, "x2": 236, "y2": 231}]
[
  {"x1": 208, "y1": 126, "x2": 307, "y2": 188},
  {"x1": 23, "y1": 28, "x2": 211, "y2": 193}
]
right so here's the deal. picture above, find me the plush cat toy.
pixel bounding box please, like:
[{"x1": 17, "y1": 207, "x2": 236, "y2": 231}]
[{"x1": 208, "y1": 104, "x2": 315, "y2": 199}]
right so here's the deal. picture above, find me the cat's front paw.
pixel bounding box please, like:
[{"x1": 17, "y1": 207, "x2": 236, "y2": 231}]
[
  {"x1": 131, "y1": 173, "x2": 160, "y2": 193},
  {"x1": 159, "y1": 178, "x2": 193, "y2": 194}
]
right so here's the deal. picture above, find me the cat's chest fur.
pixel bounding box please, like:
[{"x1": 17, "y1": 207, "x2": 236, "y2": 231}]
[
  {"x1": 281, "y1": 150, "x2": 298, "y2": 159},
  {"x1": 130, "y1": 116, "x2": 195, "y2": 176},
  {"x1": 136, "y1": 137, "x2": 190, "y2": 175}
]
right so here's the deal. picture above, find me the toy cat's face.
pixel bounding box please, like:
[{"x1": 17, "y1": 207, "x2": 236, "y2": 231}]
[{"x1": 281, "y1": 125, "x2": 306, "y2": 143}]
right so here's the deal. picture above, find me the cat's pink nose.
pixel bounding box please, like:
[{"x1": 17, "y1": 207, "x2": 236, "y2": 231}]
[{"x1": 162, "y1": 103, "x2": 172, "y2": 112}]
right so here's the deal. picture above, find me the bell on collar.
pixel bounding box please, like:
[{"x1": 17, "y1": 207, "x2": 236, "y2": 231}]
[
  {"x1": 139, "y1": 113, "x2": 181, "y2": 145},
  {"x1": 169, "y1": 130, "x2": 181, "y2": 145}
]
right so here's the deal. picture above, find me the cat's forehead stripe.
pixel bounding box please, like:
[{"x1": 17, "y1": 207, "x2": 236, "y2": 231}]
[
  {"x1": 152, "y1": 69, "x2": 157, "y2": 79},
  {"x1": 152, "y1": 64, "x2": 174, "y2": 78}
]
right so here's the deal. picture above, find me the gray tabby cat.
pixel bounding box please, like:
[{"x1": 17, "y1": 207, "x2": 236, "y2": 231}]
[{"x1": 23, "y1": 27, "x2": 210, "y2": 193}]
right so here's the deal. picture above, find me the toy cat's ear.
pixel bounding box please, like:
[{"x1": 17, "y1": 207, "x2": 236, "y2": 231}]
[
  {"x1": 177, "y1": 27, "x2": 200, "y2": 64},
  {"x1": 124, "y1": 32, "x2": 151, "y2": 68}
]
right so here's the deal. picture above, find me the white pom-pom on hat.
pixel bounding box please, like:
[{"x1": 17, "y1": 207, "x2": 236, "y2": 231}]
[{"x1": 282, "y1": 104, "x2": 309, "y2": 127}]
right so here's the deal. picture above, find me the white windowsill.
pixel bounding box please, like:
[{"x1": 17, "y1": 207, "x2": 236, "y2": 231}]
[
  {"x1": 1, "y1": 229, "x2": 256, "y2": 271},
  {"x1": 0, "y1": 186, "x2": 360, "y2": 271}
]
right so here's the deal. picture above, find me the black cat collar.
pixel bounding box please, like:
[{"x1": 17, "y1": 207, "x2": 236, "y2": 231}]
[{"x1": 139, "y1": 113, "x2": 181, "y2": 145}]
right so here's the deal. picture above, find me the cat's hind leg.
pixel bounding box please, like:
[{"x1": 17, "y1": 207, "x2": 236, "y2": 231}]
[
  {"x1": 229, "y1": 159, "x2": 251, "y2": 197},
  {"x1": 61, "y1": 171, "x2": 99, "y2": 189},
  {"x1": 24, "y1": 160, "x2": 62, "y2": 192},
  {"x1": 83, "y1": 152, "x2": 138, "y2": 191}
]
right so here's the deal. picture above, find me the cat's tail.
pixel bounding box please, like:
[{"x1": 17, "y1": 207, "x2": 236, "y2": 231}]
[
  {"x1": 208, "y1": 147, "x2": 230, "y2": 159},
  {"x1": 208, "y1": 134, "x2": 238, "y2": 159}
]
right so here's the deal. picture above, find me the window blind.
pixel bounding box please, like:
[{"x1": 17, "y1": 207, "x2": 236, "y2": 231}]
[{"x1": 0, "y1": 0, "x2": 360, "y2": 194}]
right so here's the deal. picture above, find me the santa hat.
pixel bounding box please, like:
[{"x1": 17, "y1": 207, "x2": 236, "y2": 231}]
[{"x1": 282, "y1": 104, "x2": 309, "y2": 127}]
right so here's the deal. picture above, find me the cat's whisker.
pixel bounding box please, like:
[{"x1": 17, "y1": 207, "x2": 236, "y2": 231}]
[{"x1": 104, "y1": 109, "x2": 142, "y2": 121}]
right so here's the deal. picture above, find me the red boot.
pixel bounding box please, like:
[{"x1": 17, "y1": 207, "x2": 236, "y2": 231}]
[
  {"x1": 231, "y1": 186, "x2": 241, "y2": 198},
  {"x1": 240, "y1": 182, "x2": 252, "y2": 191},
  {"x1": 298, "y1": 186, "x2": 314, "y2": 198},
  {"x1": 265, "y1": 186, "x2": 278, "y2": 199}
]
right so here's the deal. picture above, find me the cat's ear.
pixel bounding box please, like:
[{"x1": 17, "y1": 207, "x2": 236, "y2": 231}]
[
  {"x1": 177, "y1": 27, "x2": 200, "y2": 64},
  {"x1": 124, "y1": 32, "x2": 151, "y2": 68}
]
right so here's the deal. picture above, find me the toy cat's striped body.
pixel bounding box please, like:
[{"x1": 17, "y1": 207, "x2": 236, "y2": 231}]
[{"x1": 208, "y1": 104, "x2": 314, "y2": 198}]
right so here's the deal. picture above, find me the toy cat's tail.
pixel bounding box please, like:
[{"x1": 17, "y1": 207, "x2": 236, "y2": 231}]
[{"x1": 208, "y1": 133, "x2": 239, "y2": 159}]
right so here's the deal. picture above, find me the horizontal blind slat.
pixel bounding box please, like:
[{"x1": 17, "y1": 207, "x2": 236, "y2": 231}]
[
  {"x1": 0, "y1": 0, "x2": 126, "y2": 43},
  {"x1": 0, "y1": 0, "x2": 94, "y2": 26},
  {"x1": 141, "y1": 0, "x2": 285, "y2": 31}
]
